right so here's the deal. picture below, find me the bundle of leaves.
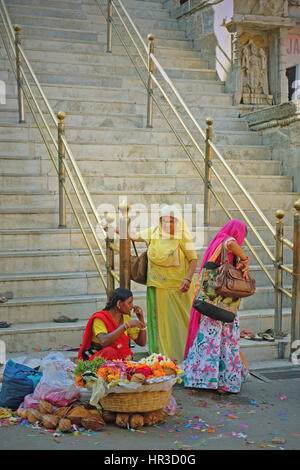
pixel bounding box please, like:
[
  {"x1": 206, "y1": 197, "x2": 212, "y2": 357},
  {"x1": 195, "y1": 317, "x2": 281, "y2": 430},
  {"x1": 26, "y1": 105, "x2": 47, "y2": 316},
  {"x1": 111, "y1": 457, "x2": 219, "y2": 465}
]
[{"x1": 74, "y1": 357, "x2": 105, "y2": 377}]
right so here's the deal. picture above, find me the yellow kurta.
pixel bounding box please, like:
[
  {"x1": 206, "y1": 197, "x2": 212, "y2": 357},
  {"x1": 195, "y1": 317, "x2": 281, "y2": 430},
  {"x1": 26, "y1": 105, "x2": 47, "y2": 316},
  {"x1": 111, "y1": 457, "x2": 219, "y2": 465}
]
[{"x1": 136, "y1": 218, "x2": 197, "y2": 362}]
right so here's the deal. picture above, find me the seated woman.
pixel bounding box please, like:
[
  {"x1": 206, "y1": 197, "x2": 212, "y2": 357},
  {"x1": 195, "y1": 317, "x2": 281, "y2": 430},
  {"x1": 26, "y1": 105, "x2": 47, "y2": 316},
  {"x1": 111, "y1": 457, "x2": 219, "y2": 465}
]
[{"x1": 78, "y1": 288, "x2": 146, "y2": 362}]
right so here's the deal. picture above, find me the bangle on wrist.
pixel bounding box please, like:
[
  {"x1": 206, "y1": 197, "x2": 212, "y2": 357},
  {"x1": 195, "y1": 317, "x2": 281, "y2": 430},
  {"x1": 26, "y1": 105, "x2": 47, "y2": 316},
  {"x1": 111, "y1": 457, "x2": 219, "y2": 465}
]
[{"x1": 184, "y1": 278, "x2": 191, "y2": 282}]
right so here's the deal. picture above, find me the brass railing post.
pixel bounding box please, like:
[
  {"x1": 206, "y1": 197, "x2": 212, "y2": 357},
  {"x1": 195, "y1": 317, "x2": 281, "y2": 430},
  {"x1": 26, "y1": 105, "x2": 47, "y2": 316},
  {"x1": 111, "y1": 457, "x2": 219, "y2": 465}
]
[
  {"x1": 105, "y1": 212, "x2": 116, "y2": 299},
  {"x1": 204, "y1": 118, "x2": 213, "y2": 226},
  {"x1": 14, "y1": 25, "x2": 25, "y2": 123},
  {"x1": 290, "y1": 199, "x2": 300, "y2": 362},
  {"x1": 274, "y1": 210, "x2": 284, "y2": 340},
  {"x1": 147, "y1": 34, "x2": 155, "y2": 128},
  {"x1": 57, "y1": 111, "x2": 66, "y2": 228},
  {"x1": 119, "y1": 201, "x2": 131, "y2": 289},
  {"x1": 107, "y1": 0, "x2": 113, "y2": 53}
]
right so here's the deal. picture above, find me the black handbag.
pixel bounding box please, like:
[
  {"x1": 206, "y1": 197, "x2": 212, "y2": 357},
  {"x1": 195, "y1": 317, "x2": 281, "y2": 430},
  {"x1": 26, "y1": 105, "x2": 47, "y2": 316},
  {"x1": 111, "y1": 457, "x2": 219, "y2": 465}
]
[{"x1": 193, "y1": 262, "x2": 240, "y2": 323}]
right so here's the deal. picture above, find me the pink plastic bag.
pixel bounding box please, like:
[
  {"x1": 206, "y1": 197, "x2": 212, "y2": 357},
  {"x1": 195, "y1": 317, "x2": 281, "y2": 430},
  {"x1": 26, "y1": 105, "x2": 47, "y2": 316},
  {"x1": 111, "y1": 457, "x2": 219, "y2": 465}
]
[
  {"x1": 163, "y1": 395, "x2": 177, "y2": 416},
  {"x1": 31, "y1": 353, "x2": 80, "y2": 407}
]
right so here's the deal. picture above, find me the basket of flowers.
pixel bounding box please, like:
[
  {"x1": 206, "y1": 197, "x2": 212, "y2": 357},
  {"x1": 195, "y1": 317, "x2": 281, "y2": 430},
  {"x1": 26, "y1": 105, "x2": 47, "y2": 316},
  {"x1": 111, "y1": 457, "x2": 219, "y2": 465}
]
[{"x1": 74, "y1": 354, "x2": 182, "y2": 413}]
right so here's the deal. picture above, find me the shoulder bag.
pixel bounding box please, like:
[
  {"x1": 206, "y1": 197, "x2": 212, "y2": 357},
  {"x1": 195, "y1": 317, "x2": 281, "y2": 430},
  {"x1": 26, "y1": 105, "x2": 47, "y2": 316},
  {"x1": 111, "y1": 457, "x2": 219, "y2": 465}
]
[
  {"x1": 192, "y1": 262, "x2": 239, "y2": 323},
  {"x1": 130, "y1": 227, "x2": 157, "y2": 285},
  {"x1": 213, "y1": 242, "x2": 256, "y2": 298}
]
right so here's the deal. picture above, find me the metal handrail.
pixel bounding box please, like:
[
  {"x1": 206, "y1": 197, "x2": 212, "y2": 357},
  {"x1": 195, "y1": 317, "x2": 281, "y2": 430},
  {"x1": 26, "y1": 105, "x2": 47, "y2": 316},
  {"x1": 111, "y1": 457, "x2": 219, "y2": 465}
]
[
  {"x1": 0, "y1": 0, "x2": 120, "y2": 291},
  {"x1": 94, "y1": 0, "x2": 287, "y2": 283}
]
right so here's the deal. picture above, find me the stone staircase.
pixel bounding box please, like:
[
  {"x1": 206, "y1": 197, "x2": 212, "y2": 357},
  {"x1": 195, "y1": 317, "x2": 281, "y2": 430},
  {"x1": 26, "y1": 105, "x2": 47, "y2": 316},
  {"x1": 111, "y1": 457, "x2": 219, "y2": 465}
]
[{"x1": 0, "y1": 0, "x2": 298, "y2": 363}]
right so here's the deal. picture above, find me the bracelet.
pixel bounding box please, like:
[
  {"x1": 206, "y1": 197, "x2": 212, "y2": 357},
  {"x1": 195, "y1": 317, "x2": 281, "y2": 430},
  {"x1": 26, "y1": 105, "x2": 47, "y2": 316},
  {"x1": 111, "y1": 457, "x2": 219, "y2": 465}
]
[
  {"x1": 184, "y1": 278, "x2": 192, "y2": 282},
  {"x1": 124, "y1": 322, "x2": 130, "y2": 330}
]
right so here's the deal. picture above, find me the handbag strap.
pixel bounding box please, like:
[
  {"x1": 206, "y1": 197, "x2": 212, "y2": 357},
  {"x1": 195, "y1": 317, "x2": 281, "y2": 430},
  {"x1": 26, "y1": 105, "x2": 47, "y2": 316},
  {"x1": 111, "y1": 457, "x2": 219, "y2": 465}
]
[
  {"x1": 131, "y1": 226, "x2": 158, "y2": 256},
  {"x1": 195, "y1": 268, "x2": 207, "y2": 301},
  {"x1": 221, "y1": 239, "x2": 230, "y2": 264}
]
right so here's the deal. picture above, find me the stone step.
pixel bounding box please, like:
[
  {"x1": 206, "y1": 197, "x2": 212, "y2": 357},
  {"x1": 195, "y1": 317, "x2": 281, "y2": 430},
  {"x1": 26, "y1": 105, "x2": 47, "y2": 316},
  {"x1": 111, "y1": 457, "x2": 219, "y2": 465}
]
[
  {"x1": 3, "y1": 81, "x2": 233, "y2": 106},
  {"x1": 16, "y1": 36, "x2": 201, "y2": 58},
  {"x1": 0, "y1": 243, "x2": 293, "y2": 276},
  {"x1": 0, "y1": 270, "x2": 105, "y2": 299},
  {"x1": 44, "y1": 173, "x2": 292, "y2": 194},
  {"x1": 36, "y1": 142, "x2": 271, "y2": 163},
  {"x1": 0, "y1": 123, "x2": 262, "y2": 146},
  {"x1": 5, "y1": 48, "x2": 209, "y2": 70},
  {"x1": 6, "y1": 4, "x2": 88, "y2": 21},
  {"x1": 87, "y1": 3, "x2": 173, "y2": 20},
  {"x1": 0, "y1": 317, "x2": 291, "y2": 359},
  {"x1": 5, "y1": 0, "x2": 84, "y2": 10},
  {"x1": 1, "y1": 157, "x2": 278, "y2": 181},
  {"x1": 9, "y1": 58, "x2": 217, "y2": 82},
  {"x1": 11, "y1": 108, "x2": 246, "y2": 131},
  {"x1": 0, "y1": 225, "x2": 293, "y2": 252},
  {"x1": 0, "y1": 191, "x2": 57, "y2": 210},
  {"x1": 0, "y1": 292, "x2": 147, "y2": 325},
  {"x1": 11, "y1": 24, "x2": 99, "y2": 42}
]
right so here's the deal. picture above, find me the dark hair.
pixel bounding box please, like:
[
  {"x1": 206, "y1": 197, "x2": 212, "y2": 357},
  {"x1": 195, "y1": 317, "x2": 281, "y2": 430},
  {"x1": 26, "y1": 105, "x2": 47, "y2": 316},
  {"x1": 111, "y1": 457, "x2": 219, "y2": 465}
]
[{"x1": 104, "y1": 288, "x2": 133, "y2": 310}]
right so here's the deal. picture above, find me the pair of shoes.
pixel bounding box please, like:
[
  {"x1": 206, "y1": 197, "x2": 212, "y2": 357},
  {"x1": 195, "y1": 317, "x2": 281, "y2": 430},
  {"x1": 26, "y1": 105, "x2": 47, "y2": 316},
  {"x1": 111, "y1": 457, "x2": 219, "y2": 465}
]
[
  {"x1": 0, "y1": 321, "x2": 11, "y2": 328},
  {"x1": 53, "y1": 315, "x2": 78, "y2": 323},
  {"x1": 240, "y1": 330, "x2": 263, "y2": 341},
  {"x1": 258, "y1": 329, "x2": 275, "y2": 342}
]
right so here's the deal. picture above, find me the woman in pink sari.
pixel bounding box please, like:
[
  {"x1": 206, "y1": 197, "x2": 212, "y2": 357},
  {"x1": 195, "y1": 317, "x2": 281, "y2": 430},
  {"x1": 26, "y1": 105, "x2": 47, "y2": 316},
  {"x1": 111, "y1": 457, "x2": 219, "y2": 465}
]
[{"x1": 183, "y1": 220, "x2": 250, "y2": 394}]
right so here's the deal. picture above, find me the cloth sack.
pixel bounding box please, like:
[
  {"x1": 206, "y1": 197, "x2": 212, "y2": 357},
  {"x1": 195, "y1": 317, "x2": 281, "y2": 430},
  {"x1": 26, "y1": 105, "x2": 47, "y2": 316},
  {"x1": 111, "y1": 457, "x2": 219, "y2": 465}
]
[{"x1": 0, "y1": 359, "x2": 42, "y2": 409}]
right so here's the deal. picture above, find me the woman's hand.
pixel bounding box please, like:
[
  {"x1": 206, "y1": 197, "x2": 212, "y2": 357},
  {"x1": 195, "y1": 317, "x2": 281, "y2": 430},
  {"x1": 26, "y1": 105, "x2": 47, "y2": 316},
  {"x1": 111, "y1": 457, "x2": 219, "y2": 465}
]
[
  {"x1": 132, "y1": 305, "x2": 145, "y2": 325},
  {"x1": 236, "y1": 258, "x2": 250, "y2": 280},
  {"x1": 180, "y1": 278, "x2": 191, "y2": 293},
  {"x1": 128, "y1": 318, "x2": 145, "y2": 329}
]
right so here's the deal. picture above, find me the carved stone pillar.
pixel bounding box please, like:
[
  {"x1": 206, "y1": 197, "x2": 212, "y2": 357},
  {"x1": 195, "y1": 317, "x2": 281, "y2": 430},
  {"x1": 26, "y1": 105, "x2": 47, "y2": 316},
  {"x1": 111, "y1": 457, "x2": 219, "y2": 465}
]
[
  {"x1": 231, "y1": 29, "x2": 243, "y2": 105},
  {"x1": 278, "y1": 28, "x2": 290, "y2": 104}
]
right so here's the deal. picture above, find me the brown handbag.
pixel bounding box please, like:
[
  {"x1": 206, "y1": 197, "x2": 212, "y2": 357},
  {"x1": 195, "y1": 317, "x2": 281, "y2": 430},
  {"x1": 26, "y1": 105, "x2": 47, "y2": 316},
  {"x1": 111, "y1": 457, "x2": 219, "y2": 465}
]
[
  {"x1": 130, "y1": 241, "x2": 148, "y2": 285},
  {"x1": 130, "y1": 227, "x2": 158, "y2": 285},
  {"x1": 213, "y1": 241, "x2": 256, "y2": 298}
]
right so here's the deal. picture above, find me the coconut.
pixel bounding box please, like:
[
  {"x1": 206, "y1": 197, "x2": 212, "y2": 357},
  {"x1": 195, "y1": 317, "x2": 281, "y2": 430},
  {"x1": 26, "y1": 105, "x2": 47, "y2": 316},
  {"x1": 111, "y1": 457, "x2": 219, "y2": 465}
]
[
  {"x1": 38, "y1": 399, "x2": 53, "y2": 415},
  {"x1": 102, "y1": 410, "x2": 116, "y2": 424},
  {"x1": 67, "y1": 406, "x2": 90, "y2": 426},
  {"x1": 27, "y1": 409, "x2": 42, "y2": 424},
  {"x1": 42, "y1": 414, "x2": 59, "y2": 429},
  {"x1": 162, "y1": 366, "x2": 176, "y2": 376},
  {"x1": 115, "y1": 413, "x2": 130, "y2": 428},
  {"x1": 58, "y1": 418, "x2": 72, "y2": 433},
  {"x1": 16, "y1": 408, "x2": 27, "y2": 420},
  {"x1": 54, "y1": 406, "x2": 70, "y2": 418},
  {"x1": 130, "y1": 373, "x2": 146, "y2": 384},
  {"x1": 129, "y1": 414, "x2": 144, "y2": 429},
  {"x1": 81, "y1": 415, "x2": 105, "y2": 431}
]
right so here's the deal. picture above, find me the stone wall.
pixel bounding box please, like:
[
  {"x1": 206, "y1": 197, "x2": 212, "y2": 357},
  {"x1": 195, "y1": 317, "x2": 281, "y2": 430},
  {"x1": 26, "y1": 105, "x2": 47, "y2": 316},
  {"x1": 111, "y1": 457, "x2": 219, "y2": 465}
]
[
  {"x1": 168, "y1": 0, "x2": 300, "y2": 106},
  {"x1": 243, "y1": 100, "x2": 300, "y2": 191}
]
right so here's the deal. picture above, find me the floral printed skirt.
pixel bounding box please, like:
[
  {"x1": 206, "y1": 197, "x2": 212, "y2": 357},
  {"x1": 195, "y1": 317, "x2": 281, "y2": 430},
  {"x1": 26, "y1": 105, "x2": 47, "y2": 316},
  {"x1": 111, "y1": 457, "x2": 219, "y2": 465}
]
[{"x1": 183, "y1": 313, "x2": 249, "y2": 393}]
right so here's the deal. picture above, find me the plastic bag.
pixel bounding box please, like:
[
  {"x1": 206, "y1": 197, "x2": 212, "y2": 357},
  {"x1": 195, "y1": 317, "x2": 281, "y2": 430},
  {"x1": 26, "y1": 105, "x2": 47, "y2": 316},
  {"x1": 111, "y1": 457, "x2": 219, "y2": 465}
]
[
  {"x1": 163, "y1": 395, "x2": 177, "y2": 416},
  {"x1": 30, "y1": 352, "x2": 80, "y2": 407},
  {"x1": 0, "y1": 359, "x2": 42, "y2": 410}
]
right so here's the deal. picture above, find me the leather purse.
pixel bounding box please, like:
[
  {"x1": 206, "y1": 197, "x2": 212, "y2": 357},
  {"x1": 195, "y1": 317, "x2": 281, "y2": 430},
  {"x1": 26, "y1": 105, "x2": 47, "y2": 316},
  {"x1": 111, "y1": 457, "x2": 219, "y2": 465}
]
[
  {"x1": 213, "y1": 242, "x2": 256, "y2": 298},
  {"x1": 130, "y1": 227, "x2": 158, "y2": 285},
  {"x1": 130, "y1": 241, "x2": 148, "y2": 285}
]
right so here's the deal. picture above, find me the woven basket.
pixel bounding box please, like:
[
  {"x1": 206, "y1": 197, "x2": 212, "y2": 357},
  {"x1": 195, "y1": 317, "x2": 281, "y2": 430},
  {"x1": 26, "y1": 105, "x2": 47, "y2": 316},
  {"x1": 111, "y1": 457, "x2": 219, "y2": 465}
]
[{"x1": 99, "y1": 388, "x2": 172, "y2": 413}]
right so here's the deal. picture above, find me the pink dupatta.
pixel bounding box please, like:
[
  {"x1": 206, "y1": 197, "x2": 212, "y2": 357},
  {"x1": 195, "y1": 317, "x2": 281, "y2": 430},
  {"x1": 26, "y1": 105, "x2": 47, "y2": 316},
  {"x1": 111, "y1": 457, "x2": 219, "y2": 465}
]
[{"x1": 184, "y1": 219, "x2": 247, "y2": 359}]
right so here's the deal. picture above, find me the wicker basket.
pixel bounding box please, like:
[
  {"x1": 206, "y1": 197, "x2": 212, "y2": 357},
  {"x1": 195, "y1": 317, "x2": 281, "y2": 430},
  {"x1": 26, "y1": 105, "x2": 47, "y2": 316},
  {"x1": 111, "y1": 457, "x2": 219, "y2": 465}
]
[{"x1": 99, "y1": 388, "x2": 172, "y2": 413}]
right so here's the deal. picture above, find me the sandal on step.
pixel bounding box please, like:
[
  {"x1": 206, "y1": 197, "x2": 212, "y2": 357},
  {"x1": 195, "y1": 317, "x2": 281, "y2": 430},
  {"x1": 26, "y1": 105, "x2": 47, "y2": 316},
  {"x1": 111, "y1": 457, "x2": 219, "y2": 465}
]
[
  {"x1": 53, "y1": 315, "x2": 78, "y2": 323},
  {"x1": 0, "y1": 321, "x2": 12, "y2": 328},
  {"x1": 240, "y1": 330, "x2": 256, "y2": 340},
  {"x1": 258, "y1": 329, "x2": 275, "y2": 342}
]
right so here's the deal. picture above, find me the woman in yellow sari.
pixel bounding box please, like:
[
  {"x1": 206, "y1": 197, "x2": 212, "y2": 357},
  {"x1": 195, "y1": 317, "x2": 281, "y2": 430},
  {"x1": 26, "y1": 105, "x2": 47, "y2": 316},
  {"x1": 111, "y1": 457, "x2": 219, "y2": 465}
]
[{"x1": 133, "y1": 205, "x2": 197, "y2": 363}]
